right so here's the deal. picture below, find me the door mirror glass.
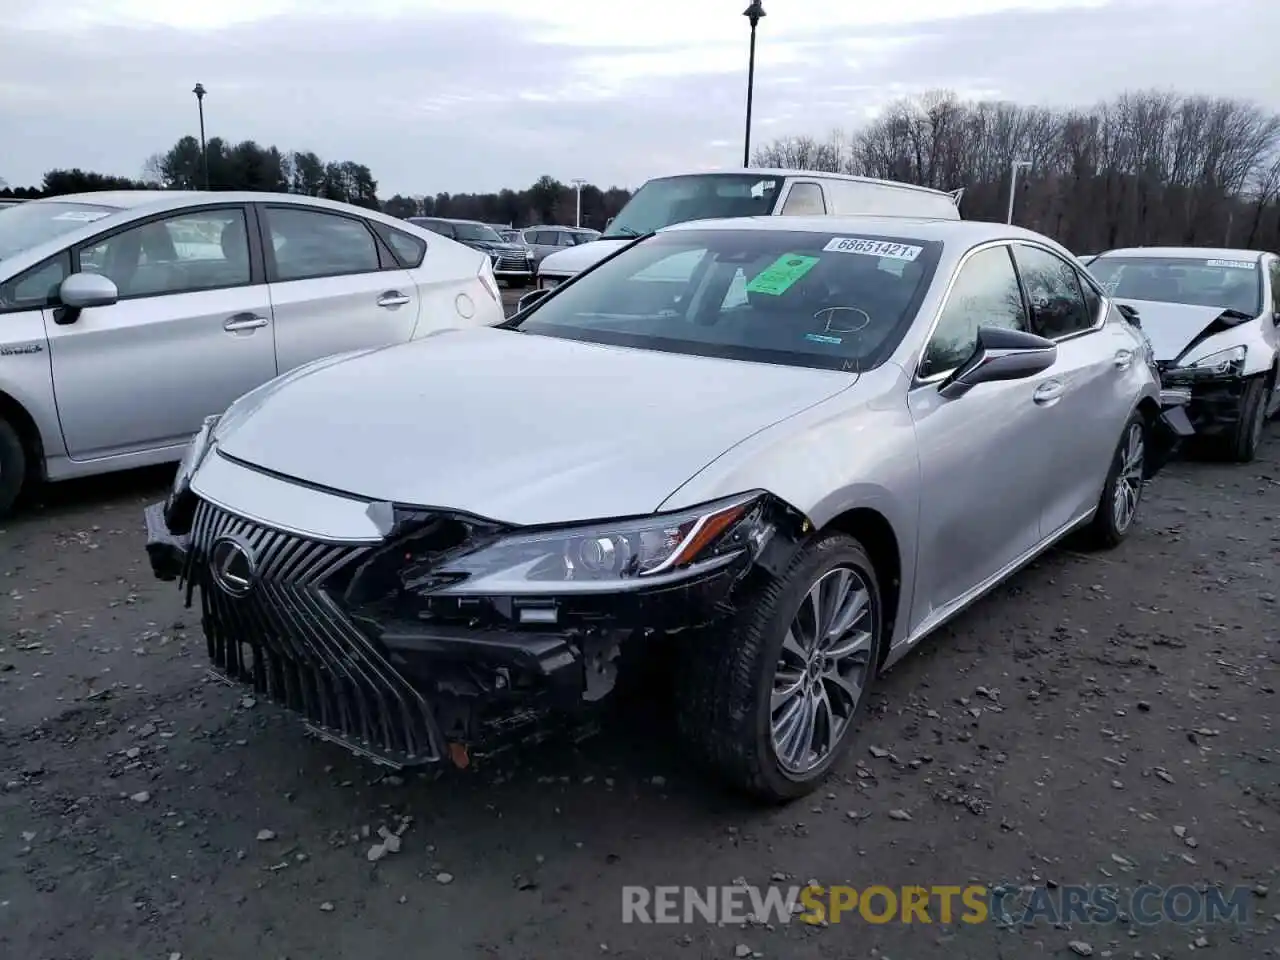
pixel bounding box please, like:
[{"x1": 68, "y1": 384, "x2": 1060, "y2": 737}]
[
  {"x1": 59, "y1": 272, "x2": 119, "y2": 308},
  {"x1": 939, "y1": 326, "x2": 1057, "y2": 400}
]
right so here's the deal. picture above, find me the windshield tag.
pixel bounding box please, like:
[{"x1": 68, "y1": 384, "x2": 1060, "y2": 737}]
[
  {"x1": 745, "y1": 253, "x2": 819, "y2": 296},
  {"x1": 1205, "y1": 259, "x2": 1255, "y2": 269},
  {"x1": 805, "y1": 333, "x2": 843, "y2": 345},
  {"x1": 824, "y1": 237, "x2": 922, "y2": 261},
  {"x1": 52, "y1": 211, "x2": 110, "y2": 222}
]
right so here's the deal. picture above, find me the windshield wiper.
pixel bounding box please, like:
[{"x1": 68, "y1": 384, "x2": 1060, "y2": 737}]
[{"x1": 607, "y1": 226, "x2": 641, "y2": 237}]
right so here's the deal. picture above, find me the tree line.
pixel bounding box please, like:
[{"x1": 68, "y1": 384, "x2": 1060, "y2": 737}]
[
  {"x1": 381, "y1": 175, "x2": 634, "y2": 230},
  {"x1": 751, "y1": 89, "x2": 1280, "y2": 253},
  {"x1": 0, "y1": 137, "x2": 381, "y2": 209}
]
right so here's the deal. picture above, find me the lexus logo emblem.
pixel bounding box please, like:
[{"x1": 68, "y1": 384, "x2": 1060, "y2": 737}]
[{"x1": 209, "y1": 535, "x2": 257, "y2": 596}]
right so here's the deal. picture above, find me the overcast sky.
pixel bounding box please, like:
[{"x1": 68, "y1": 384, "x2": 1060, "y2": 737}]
[{"x1": 1, "y1": 0, "x2": 1276, "y2": 197}]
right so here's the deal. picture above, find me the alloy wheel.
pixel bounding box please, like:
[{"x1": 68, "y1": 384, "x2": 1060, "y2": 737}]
[
  {"x1": 1112, "y1": 421, "x2": 1145, "y2": 533},
  {"x1": 770, "y1": 566, "x2": 876, "y2": 776}
]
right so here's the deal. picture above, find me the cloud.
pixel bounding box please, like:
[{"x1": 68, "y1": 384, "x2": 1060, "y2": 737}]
[{"x1": 0, "y1": 0, "x2": 1276, "y2": 196}]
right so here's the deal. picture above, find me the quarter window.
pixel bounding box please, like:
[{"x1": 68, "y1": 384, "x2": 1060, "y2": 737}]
[
  {"x1": 266, "y1": 207, "x2": 380, "y2": 282},
  {"x1": 921, "y1": 245, "x2": 1027, "y2": 378},
  {"x1": 0, "y1": 252, "x2": 71, "y2": 313},
  {"x1": 1270, "y1": 259, "x2": 1280, "y2": 313},
  {"x1": 79, "y1": 209, "x2": 252, "y2": 298},
  {"x1": 780, "y1": 183, "x2": 827, "y2": 216},
  {"x1": 372, "y1": 222, "x2": 426, "y2": 268},
  {"x1": 1013, "y1": 244, "x2": 1093, "y2": 338}
]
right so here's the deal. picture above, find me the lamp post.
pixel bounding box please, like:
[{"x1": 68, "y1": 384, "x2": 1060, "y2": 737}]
[
  {"x1": 742, "y1": 1, "x2": 765, "y2": 168},
  {"x1": 192, "y1": 83, "x2": 210, "y2": 190},
  {"x1": 570, "y1": 178, "x2": 587, "y2": 228},
  {"x1": 1006, "y1": 159, "x2": 1031, "y2": 224}
]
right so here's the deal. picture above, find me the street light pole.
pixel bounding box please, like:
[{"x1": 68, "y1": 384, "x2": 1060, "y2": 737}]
[
  {"x1": 742, "y1": 1, "x2": 766, "y2": 168},
  {"x1": 1006, "y1": 159, "x2": 1031, "y2": 224},
  {"x1": 192, "y1": 83, "x2": 210, "y2": 190},
  {"x1": 570, "y1": 178, "x2": 586, "y2": 228}
]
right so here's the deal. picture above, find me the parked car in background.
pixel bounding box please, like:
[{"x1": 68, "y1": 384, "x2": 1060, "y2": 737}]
[
  {"x1": 0, "y1": 199, "x2": 24, "y2": 209},
  {"x1": 1078, "y1": 253, "x2": 1097, "y2": 266},
  {"x1": 522, "y1": 225, "x2": 600, "y2": 270},
  {"x1": 0, "y1": 191, "x2": 504, "y2": 516},
  {"x1": 534, "y1": 169, "x2": 965, "y2": 291},
  {"x1": 1089, "y1": 247, "x2": 1279, "y2": 461},
  {"x1": 408, "y1": 217, "x2": 534, "y2": 286},
  {"x1": 498, "y1": 229, "x2": 526, "y2": 245},
  {"x1": 143, "y1": 215, "x2": 1188, "y2": 801}
]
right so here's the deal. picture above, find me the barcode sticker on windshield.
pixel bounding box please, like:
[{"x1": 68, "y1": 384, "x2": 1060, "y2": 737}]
[
  {"x1": 52, "y1": 211, "x2": 110, "y2": 222},
  {"x1": 1206, "y1": 258, "x2": 1255, "y2": 269},
  {"x1": 823, "y1": 237, "x2": 922, "y2": 261}
]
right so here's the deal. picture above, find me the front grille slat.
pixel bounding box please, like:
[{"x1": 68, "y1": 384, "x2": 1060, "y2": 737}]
[{"x1": 184, "y1": 500, "x2": 443, "y2": 764}]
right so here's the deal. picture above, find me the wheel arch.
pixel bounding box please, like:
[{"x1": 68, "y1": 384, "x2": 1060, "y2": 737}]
[
  {"x1": 821, "y1": 506, "x2": 901, "y2": 667},
  {"x1": 0, "y1": 388, "x2": 46, "y2": 483}
]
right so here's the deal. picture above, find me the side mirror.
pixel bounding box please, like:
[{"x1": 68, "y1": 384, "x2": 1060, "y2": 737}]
[
  {"x1": 53, "y1": 272, "x2": 119, "y2": 325},
  {"x1": 938, "y1": 326, "x2": 1058, "y2": 400},
  {"x1": 516, "y1": 288, "x2": 551, "y2": 312},
  {"x1": 1116, "y1": 303, "x2": 1141, "y2": 329},
  {"x1": 60, "y1": 273, "x2": 118, "y2": 309}
]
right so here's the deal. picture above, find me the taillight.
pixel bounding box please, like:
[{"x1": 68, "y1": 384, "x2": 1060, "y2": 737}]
[{"x1": 478, "y1": 258, "x2": 500, "y2": 303}]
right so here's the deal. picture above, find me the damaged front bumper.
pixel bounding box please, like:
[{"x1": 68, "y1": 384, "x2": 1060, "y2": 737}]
[
  {"x1": 1145, "y1": 391, "x2": 1195, "y2": 475},
  {"x1": 1159, "y1": 371, "x2": 1253, "y2": 438},
  {"x1": 143, "y1": 493, "x2": 796, "y2": 770}
]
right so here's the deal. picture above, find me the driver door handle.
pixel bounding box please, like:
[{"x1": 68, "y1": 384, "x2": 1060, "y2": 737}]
[
  {"x1": 377, "y1": 291, "x2": 411, "y2": 308},
  {"x1": 1033, "y1": 379, "x2": 1064, "y2": 405},
  {"x1": 1114, "y1": 349, "x2": 1133, "y2": 370},
  {"x1": 223, "y1": 313, "x2": 268, "y2": 332}
]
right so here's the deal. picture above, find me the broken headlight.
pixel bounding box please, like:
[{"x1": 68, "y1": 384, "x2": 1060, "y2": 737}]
[
  {"x1": 420, "y1": 492, "x2": 772, "y2": 596},
  {"x1": 1166, "y1": 345, "x2": 1247, "y2": 380},
  {"x1": 163, "y1": 413, "x2": 219, "y2": 534}
]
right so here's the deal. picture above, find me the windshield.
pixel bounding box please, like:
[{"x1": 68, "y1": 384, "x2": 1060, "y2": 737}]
[
  {"x1": 0, "y1": 201, "x2": 119, "y2": 260},
  {"x1": 1090, "y1": 256, "x2": 1263, "y2": 315},
  {"x1": 499, "y1": 230, "x2": 524, "y2": 243},
  {"x1": 602, "y1": 174, "x2": 784, "y2": 239},
  {"x1": 453, "y1": 222, "x2": 503, "y2": 243},
  {"x1": 512, "y1": 228, "x2": 942, "y2": 372}
]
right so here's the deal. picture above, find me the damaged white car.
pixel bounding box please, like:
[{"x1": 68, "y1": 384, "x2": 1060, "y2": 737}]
[
  {"x1": 144, "y1": 216, "x2": 1190, "y2": 801},
  {"x1": 1090, "y1": 247, "x2": 1280, "y2": 461}
]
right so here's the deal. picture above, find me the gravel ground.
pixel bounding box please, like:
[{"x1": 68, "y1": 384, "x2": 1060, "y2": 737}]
[{"x1": 2, "y1": 394, "x2": 1278, "y2": 958}]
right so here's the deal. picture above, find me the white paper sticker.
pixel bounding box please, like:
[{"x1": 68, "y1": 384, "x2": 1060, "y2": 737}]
[
  {"x1": 1206, "y1": 258, "x2": 1255, "y2": 269},
  {"x1": 823, "y1": 237, "x2": 923, "y2": 261},
  {"x1": 51, "y1": 210, "x2": 110, "y2": 222}
]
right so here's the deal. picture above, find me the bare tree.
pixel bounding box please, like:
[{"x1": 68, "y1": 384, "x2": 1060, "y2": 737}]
[{"x1": 750, "y1": 89, "x2": 1280, "y2": 252}]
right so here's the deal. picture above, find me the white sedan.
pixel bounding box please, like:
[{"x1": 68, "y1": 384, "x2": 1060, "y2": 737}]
[{"x1": 0, "y1": 191, "x2": 505, "y2": 515}]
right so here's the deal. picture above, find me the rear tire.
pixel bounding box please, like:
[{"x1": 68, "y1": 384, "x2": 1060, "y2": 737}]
[
  {"x1": 0, "y1": 416, "x2": 27, "y2": 519},
  {"x1": 676, "y1": 532, "x2": 884, "y2": 803},
  {"x1": 1227, "y1": 376, "x2": 1269, "y2": 463},
  {"x1": 1083, "y1": 411, "x2": 1146, "y2": 550}
]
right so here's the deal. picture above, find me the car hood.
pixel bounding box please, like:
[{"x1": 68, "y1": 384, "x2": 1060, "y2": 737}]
[
  {"x1": 214, "y1": 327, "x2": 854, "y2": 526},
  {"x1": 537, "y1": 238, "x2": 629, "y2": 276},
  {"x1": 472, "y1": 241, "x2": 527, "y2": 255},
  {"x1": 1113, "y1": 298, "x2": 1250, "y2": 362}
]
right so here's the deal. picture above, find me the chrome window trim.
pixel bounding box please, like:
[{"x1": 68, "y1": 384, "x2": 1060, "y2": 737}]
[{"x1": 1012, "y1": 241, "x2": 1107, "y2": 345}]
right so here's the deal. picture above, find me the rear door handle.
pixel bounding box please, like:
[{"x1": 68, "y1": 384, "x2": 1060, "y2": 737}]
[
  {"x1": 1114, "y1": 349, "x2": 1133, "y2": 370},
  {"x1": 377, "y1": 291, "x2": 411, "y2": 308},
  {"x1": 223, "y1": 313, "x2": 268, "y2": 332},
  {"x1": 1033, "y1": 380, "x2": 1065, "y2": 405}
]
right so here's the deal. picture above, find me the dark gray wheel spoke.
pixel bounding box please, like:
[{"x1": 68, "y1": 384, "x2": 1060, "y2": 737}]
[
  {"x1": 1113, "y1": 423, "x2": 1144, "y2": 532},
  {"x1": 770, "y1": 564, "x2": 877, "y2": 776}
]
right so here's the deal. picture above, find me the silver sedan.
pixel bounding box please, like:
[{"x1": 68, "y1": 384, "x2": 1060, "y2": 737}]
[
  {"x1": 0, "y1": 191, "x2": 505, "y2": 515},
  {"x1": 143, "y1": 215, "x2": 1192, "y2": 801}
]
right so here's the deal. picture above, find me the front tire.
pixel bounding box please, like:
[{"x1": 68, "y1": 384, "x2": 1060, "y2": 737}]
[
  {"x1": 677, "y1": 532, "x2": 884, "y2": 803},
  {"x1": 1083, "y1": 411, "x2": 1146, "y2": 549},
  {"x1": 0, "y1": 416, "x2": 27, "y2": 519},
  {"x1": 1226, "y1": 375, "x2": 1269, "y2": 463}
]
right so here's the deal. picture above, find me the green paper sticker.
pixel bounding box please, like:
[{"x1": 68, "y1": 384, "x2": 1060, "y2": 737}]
[{"x1": 745, "y1": 253, "x2": 819, "y2": 296}]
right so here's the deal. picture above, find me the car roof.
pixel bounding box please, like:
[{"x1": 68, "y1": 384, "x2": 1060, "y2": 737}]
[
  {"x1": 1097, "y1": 246, "x2": 1267, "y2": 261},
  {"x1": 659, "y1": 215, "x2": 1052, "y2": 247},
  {"x1": 650, "y1": 168, "x2": 960, "y2": 201}
]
